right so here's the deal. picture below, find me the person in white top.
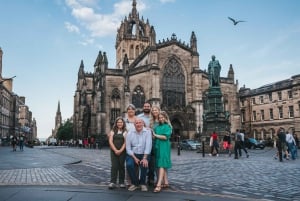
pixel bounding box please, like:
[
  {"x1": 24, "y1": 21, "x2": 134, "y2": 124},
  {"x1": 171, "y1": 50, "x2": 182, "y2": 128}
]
[{"x1": 286, "y1": 131, "x2": 296, "y2": 160}]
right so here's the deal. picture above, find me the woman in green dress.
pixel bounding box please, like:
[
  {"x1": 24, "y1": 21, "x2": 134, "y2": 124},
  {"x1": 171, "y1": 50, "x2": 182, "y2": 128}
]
[{"x1": 152, "y1": 111, "x2": 172, "y2": 193}]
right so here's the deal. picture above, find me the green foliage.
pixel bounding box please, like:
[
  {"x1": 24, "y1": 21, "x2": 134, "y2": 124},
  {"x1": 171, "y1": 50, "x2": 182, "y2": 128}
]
[{"x1": 56, "y1": 120, "x2": 73, "y2": 141}]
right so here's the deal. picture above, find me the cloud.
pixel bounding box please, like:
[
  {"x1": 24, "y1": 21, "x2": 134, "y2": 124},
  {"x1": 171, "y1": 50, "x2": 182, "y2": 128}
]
[
  {"x1": 64, "y1": 22, "x2": 80, "y2": 33},
  {"x1": 65, "y1": 0, "x2": 146, "y2": 38},
  {"x1": 65, "y1": 0, "x2": 148, "y2": 38},
  {"x1": 78, "y1": 37, "x2": 94, "y2": 46}
]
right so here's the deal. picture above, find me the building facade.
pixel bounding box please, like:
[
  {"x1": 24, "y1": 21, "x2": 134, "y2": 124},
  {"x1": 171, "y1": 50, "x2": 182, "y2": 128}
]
[
  {"x1": 239, "y1": 74, "x2": 300, "y2": 140},
  {"x1": 72, "y1": 0, "x2": 240, "y2": 141},
  {"x1": 0, "y1": 47, "x2": 36, "y2": 143}
]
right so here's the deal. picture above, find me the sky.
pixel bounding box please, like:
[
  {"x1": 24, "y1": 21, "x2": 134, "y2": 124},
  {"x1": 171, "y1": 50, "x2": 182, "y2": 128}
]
[{"x1": 0, "y1": 0, "x2": 299, "y2": 139}]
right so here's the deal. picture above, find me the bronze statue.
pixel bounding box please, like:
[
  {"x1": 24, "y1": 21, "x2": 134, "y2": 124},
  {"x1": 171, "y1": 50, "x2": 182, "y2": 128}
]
[{"x1": 208, "y1": 55, "x2": 221, "y2": 87}]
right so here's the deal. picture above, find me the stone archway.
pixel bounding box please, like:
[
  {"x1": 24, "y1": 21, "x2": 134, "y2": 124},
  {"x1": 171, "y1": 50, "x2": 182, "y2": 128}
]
[{"x1": 171, "y1": 118, "x2": 183, "y2": 142}]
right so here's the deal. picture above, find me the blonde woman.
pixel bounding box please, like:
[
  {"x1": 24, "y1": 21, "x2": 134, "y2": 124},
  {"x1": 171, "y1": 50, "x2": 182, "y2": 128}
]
[
  {"x1": 152, "y1": 111, "x2": 172, "y2": 193},
  {"x1": 148, "y1": 105, "x2": 161, "y2": 186}
]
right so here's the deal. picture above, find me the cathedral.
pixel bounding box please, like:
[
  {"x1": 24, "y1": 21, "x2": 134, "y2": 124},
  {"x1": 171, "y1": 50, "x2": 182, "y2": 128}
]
[{"x1": 72, "y1": 0, "x2": 241, "y2": 142}]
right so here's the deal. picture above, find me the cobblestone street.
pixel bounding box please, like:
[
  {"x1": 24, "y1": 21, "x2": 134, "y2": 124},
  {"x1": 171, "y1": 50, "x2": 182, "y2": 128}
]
[{"x1": 0, "y1": 146, "x2": 299, "y2": 201}]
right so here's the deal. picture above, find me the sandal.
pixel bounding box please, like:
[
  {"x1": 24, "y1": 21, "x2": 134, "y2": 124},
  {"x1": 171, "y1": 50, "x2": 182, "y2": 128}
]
[
  {"x1": 153, "y1": 186, "x2": 161, "y2": 193},
  {"x1": 162, "y1": 184, "x2": 169, "y2": 188}
]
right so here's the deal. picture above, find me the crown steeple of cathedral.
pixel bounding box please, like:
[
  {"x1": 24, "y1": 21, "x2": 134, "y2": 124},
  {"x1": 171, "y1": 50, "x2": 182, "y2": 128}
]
[
  {"x1": 115, "y1": 0, "x2": 156, "y2": 69},
  {"x1": 131, "y1": 0, "x2": 138, "y2": 18}
]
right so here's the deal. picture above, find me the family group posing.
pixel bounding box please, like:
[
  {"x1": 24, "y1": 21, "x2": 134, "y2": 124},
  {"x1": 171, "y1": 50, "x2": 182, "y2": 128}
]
[{"x1": 108, "y1": 102, "x2": 172, "y2": 193}]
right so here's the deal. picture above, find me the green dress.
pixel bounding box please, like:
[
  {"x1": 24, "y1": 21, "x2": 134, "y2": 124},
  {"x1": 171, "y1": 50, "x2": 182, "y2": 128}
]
[{"x1": 154, "y1": 123, "x2": 172, "y2": 169}]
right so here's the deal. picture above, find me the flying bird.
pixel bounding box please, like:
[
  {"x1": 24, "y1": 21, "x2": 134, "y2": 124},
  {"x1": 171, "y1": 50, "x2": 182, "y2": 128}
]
[{"x1": 228, "y1": 17, "x2": 246, "y2": 25}]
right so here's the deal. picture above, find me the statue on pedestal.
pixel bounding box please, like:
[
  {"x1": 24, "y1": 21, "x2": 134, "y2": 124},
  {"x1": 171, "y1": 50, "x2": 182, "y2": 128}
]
[{"x1": 208, "y1": 55, "x2": 221, "y2": 87}]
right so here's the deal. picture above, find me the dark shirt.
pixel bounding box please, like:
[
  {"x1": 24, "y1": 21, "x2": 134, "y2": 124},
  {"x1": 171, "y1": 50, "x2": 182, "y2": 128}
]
[{"x1": 277, "y1": 132, "x2": 286, "y2": 143}]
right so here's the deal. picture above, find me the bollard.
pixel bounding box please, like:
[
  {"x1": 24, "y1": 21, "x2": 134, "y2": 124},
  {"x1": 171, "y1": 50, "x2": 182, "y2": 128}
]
[
  {"x1": 202, "y1": 141, "x2": 205, "y2": 157},
  {"x1": 177, "y1": 135, "x2": 181, "y2": 156}
]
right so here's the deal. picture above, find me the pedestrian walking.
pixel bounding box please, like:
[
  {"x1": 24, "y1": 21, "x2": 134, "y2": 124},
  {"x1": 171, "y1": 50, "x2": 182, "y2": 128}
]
[
  {"x1": 108, "y1": 117, "x2": 127, "y2": 189},
  {"x1": 222, "y1": 131, "x2": 232, "y2": 157},
  {"x1": 125, "y1": 118, "x2": 152, "y2": 192},
  {"x1": 11, "y1": 135, "x2": 18, "y2": 152},
  {"x1": 293, "y1": 133, "x2": 299, "y2": 158},
  {"x1": 234, "y1": 131, "x2": 242, "y2": 159},
  {"x1": 237, "y1": 129, "x2": 249, "y2": 158},
  {"x1": 286, "y1": 131, "x2": 296, "y2": 160},
  {"x1": 277, "y1": 129, "x2": 288, "y2": 162},
  {"x1": 209, "y1": 130, "x2": 219, "y2": 156},
  {"x1": 19, "y1": 135, "x2": 24, "y2": 151},
  {"x1": 152, "y1": 111, "x2": 172, "y2": 193}
]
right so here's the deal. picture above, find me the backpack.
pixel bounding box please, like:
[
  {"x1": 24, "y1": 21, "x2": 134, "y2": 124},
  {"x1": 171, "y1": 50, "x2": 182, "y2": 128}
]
[{"x1": 236, "y1": 133, "x2": 242, "y2": 141}]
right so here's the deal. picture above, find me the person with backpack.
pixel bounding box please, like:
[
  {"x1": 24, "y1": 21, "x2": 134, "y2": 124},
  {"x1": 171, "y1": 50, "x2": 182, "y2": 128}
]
[{"x1": 234, "y1": 129, "x2": 249, "y2": 159}]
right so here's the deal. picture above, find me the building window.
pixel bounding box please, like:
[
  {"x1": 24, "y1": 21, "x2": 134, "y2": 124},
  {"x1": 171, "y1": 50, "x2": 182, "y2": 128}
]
[
  {"x1": 269, "y1": 108, "x2": 273, "y2": 120},
  {"x1": 132, "y1": 85, "x2": 145, "y2": 109},
  {"x1": 252, "y1": 111, "x2": 256, "y2": 121},
  {"x1": 260, "y1": 110, "x2": 264, "y2": 121},
  {"x1": 268, "y1": 92, "x2": 272, "y2": 102},
  {"x1": 288, "y1": 90, "x2": 293, "y2": 99},
  {"x1": 278, "y1": 91, "x2": 282, "y2": 101},
  {"x1": 259, "y1": 96, "x2": 264, "y2": 104},
  {"x1": 252, "y1": 98, "x2": 256, "y2": 105},
  {"x1": 162, "y1": 58, "x2": 185, "y2": 107},
  {"x1": 110, "y1": 88, "x2": 121, "y2": 126},
  {"x1": 241, "y1": 110, "x2": 245, "y2": 122},
  {"x1": 241, "y1": 99, "x2": 244, "y2": 107},
  {"x1": 278, "y1": 106, "x2": 283, "y2": 119},
  {"x1": 289, "y1": 106, "x2": 294, "y2": 118}
]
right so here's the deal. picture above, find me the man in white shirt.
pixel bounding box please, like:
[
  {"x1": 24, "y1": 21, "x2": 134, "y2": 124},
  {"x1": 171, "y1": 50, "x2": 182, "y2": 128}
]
[{"x1": 126, "y1": 118, "x2": 152, "y2": 192}]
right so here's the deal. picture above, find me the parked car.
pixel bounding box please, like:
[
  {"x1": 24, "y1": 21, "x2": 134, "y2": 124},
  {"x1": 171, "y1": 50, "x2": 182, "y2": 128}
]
[
  {"x1": 179, "y1": 139, "x2": 201, "y2": 150},
  {"x1": 244, "y1": 138, "x2": 265, "y2": 149}
]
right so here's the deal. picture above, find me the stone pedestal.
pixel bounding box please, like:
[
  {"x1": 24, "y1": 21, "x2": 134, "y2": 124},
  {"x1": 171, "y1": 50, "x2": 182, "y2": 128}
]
[{"x1": 203, "y1": 87, "x2": 230, "y2": 137}]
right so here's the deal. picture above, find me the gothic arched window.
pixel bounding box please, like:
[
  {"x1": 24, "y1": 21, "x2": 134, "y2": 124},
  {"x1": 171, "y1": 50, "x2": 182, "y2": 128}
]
[
  {"x1": 135, "y1": 45, "x2": 139, "y2": 58},
  {"x1": 162, "y1": 58, "x2": 185, "y2": 107},
  {"x1": 110, "y1": 88, "x2": 121, "y2": 126},
  {"x1": 132, "y1": 85, "x2": 145, "y2": 110},
  {"x1": 129, "y1": 45, "x2": 134, "y2": 59}
]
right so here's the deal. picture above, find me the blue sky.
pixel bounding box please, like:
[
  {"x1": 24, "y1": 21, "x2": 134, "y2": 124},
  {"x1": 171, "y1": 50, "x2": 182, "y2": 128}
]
[{"x1": 1, "y1": 0, "x2": 299, "y2": 139}]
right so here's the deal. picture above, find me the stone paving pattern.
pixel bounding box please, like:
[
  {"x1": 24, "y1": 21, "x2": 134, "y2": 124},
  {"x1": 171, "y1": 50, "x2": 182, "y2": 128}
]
[{"x1": 0, "y1": 146, "x2": 299, "y2": 201}]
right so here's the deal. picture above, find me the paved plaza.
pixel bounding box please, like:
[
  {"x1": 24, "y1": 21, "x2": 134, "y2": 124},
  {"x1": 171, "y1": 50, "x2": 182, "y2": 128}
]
[{"x1": 0, "y1": 145, "x2": 299, "y2": 201}]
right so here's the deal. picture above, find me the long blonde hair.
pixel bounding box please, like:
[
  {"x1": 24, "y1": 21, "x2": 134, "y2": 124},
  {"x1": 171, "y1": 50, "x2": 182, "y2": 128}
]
[
  {"x1": 159, "y1": 111, "x2": 172, "y2": 129},
  {"x1": 150, "y1": 105, "x2": 161, "y2": 128}
]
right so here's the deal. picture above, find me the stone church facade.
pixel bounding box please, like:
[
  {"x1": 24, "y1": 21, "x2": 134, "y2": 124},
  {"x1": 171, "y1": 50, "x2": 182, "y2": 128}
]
[{"x1": 72, "y1": 0, "x2": 241, "y2": 142}]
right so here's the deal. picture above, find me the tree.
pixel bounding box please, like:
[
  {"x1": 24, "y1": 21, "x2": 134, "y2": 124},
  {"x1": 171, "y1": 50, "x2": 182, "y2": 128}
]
[{"x1": 56, "y1": 119, "x2": 73, "y2": 141}]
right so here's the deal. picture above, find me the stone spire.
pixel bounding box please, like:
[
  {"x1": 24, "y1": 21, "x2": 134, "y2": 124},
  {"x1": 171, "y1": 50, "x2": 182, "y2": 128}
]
[
  {"x1": 190, "y1": 31, "x2": 197, "y2": 52},
  {"x1": 55, "y1": 101, "x2": 62, "y2": 129}
]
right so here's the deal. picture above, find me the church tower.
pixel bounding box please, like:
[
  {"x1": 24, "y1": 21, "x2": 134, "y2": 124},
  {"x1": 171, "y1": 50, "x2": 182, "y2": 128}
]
[
  {"x1": 115, "y1": 0, "x2": 155, "y2": 68},
  {"x1": 55, "y1": 101, "x2": 62, "y2": 129}
]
